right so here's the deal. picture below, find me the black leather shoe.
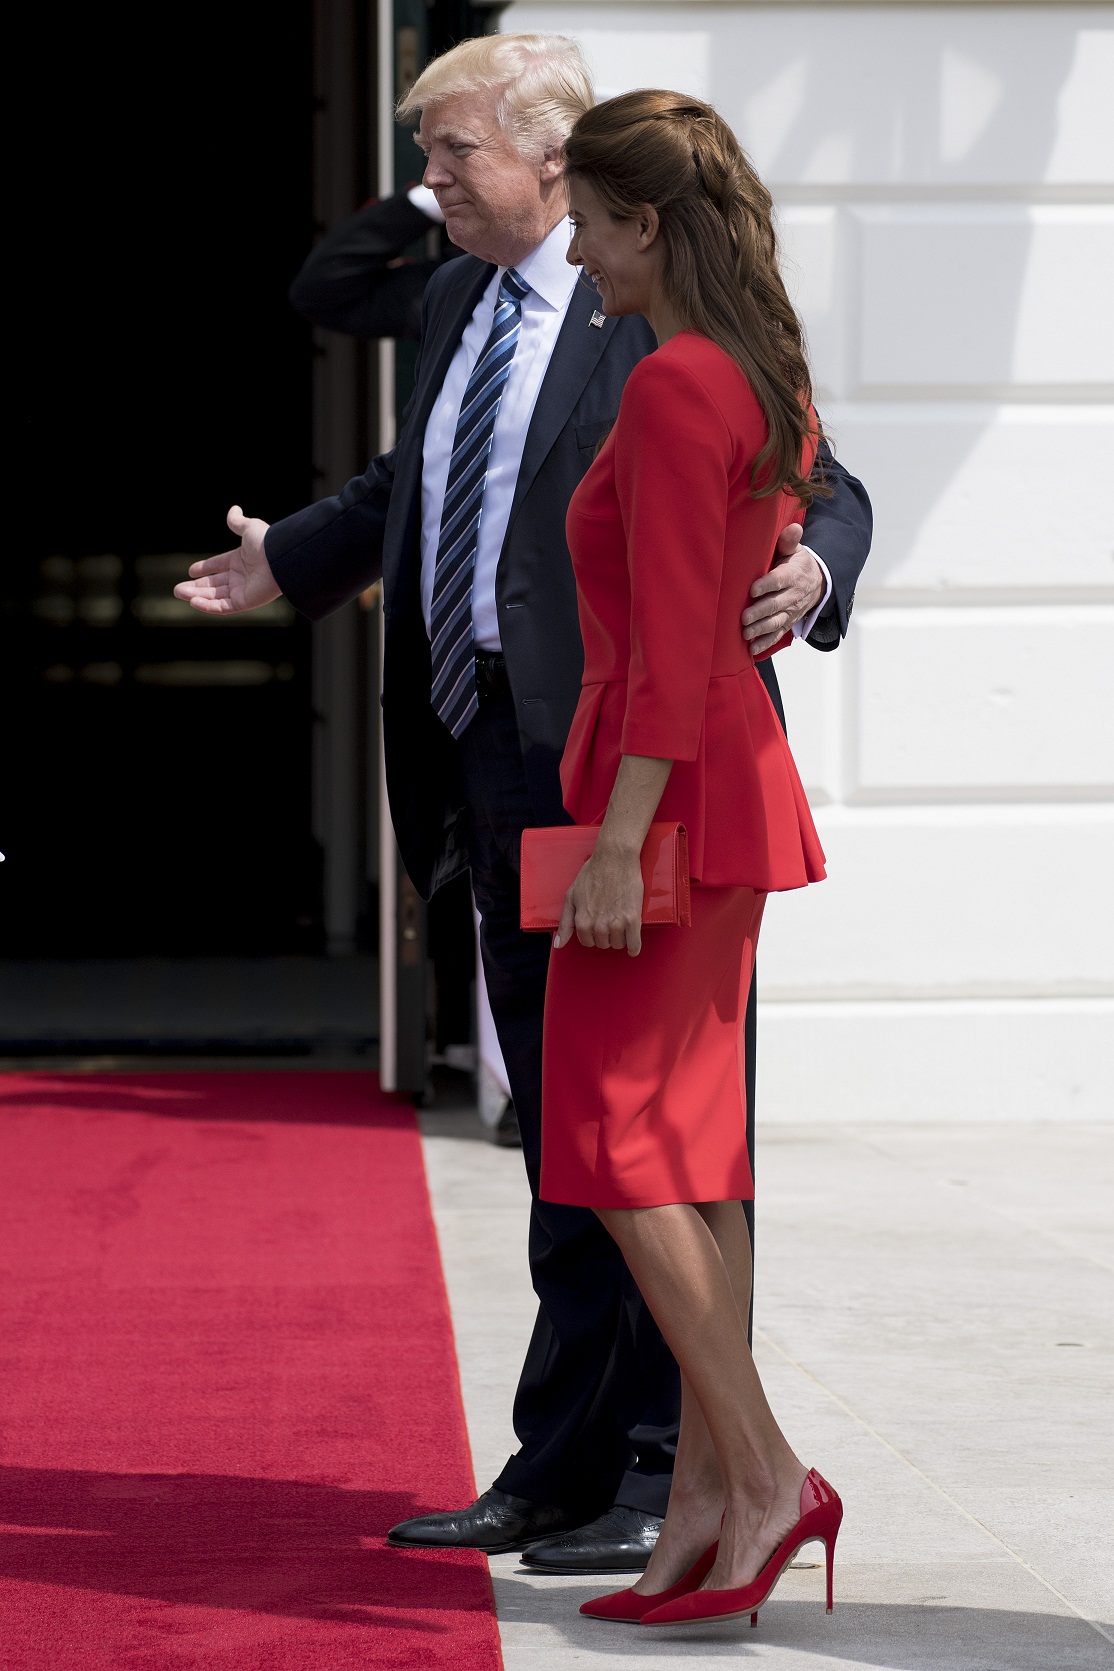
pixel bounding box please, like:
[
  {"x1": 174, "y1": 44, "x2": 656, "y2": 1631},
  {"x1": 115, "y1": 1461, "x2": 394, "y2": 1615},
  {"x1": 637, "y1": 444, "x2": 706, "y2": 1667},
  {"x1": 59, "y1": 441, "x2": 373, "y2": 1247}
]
[
  {"x1": 387, "y1": 1486, "x2": 582, "y2": 1554},
  {"x1": 519, "y1": 1504, "x2": 663, "y2": 1573}
]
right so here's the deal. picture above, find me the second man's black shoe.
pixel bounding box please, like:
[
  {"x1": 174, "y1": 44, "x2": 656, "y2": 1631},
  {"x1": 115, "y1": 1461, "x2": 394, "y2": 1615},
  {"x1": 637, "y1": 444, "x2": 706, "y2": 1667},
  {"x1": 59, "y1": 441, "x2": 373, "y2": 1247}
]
[
  {"x1": 387, "y1": 1486, "x2": 584, "y2": 1554},
  {"x1": 519, "y1": 1504, "x2": 664, "y2": 1573}
]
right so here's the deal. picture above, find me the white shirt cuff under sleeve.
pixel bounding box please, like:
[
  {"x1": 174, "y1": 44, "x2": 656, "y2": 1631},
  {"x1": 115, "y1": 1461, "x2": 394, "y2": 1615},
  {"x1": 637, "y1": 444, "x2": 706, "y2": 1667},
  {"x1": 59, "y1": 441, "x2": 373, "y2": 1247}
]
[
  {"x1": 407, "y1": 184, "x2": 445, "y2": 224},
  {"x1": 791, "y1": 546, "x2": 833, "y2": 641}
]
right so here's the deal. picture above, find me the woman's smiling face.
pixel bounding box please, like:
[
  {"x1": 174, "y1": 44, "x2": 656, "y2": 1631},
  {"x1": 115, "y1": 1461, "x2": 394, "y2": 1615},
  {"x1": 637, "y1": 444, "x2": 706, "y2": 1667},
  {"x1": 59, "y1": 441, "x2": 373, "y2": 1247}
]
[{"x1": 566, "y1": 178, "x2": 660, "y2": 318}]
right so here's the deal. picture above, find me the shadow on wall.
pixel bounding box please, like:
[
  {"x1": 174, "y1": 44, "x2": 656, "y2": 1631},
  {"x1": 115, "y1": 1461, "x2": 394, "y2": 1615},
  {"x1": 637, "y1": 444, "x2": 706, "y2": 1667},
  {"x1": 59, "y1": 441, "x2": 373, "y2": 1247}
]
[
  {"x1": 552, "y1": 6, "x2": 1104, "y2": 583},
  {"x1": 726, "y1": 10, "x2": 1100, "y2": 586}
]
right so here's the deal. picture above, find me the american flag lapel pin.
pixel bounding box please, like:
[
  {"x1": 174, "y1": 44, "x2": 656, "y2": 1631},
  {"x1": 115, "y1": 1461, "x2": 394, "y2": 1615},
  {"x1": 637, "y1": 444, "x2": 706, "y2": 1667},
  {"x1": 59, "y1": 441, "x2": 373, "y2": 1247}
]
[{"x1": 589, "y1": 310, "x2": 606, "y2": 329}]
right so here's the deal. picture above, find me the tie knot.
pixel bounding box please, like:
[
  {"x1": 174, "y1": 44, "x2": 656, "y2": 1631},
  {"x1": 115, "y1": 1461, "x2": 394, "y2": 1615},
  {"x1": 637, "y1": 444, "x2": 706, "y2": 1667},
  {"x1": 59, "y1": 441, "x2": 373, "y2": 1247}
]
[{"x1": 500, "y1": 267, "x2": 530, "y2": 306}]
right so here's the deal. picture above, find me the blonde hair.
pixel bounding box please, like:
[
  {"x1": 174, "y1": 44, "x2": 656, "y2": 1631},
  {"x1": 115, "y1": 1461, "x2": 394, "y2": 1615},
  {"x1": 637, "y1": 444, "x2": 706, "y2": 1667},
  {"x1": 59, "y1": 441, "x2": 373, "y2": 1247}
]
[{"x1": 398, "y1": 34, "x2": 594, "y2": 161}]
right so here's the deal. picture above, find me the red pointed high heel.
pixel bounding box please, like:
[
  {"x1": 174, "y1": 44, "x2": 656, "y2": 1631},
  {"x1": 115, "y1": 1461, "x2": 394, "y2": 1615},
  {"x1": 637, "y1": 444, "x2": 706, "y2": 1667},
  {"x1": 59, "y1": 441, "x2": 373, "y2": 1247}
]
[
  {"x1": 640, "y1": 1469, "x2": 842, "y2": 1627},
  {"x1": 579, "y1": 1539, "x2": 719, "y2": 1622}
]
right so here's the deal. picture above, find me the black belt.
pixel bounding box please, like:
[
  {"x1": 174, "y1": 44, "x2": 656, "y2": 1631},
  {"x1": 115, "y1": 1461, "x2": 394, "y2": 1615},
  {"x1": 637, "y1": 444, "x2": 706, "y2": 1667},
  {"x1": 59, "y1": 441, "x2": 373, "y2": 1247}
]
[{"x1": 474, "y1": 648, "x2": 511, "y2": 700}]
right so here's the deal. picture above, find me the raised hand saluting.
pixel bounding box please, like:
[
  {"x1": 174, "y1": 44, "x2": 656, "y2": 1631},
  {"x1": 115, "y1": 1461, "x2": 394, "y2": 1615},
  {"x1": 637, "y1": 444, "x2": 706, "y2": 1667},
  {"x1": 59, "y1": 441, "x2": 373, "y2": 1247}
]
[{"x1": 174, "y1": 506, "x2": 281, "y2": 615}]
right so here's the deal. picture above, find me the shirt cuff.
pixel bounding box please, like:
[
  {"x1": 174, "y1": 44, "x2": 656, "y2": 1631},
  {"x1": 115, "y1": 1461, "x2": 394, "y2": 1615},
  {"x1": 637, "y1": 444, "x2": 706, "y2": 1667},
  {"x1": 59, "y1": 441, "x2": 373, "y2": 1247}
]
[
  {"x1": 407, "y1": 184, "x2": 445, "y2": 224},
  {"x1": 791, "y1": 546, "x2": 833, "y2": 641}
]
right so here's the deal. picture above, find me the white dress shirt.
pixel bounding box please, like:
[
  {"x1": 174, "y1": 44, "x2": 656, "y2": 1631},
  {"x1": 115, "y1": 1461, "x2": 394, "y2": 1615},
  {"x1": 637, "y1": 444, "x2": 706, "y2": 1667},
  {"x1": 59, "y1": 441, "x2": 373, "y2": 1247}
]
[
  {"x1": 421, "y1": 217, "x2": 578, "y2": 651},
  {"x1": 792, "y1": 549, "x2": 832, "y2": 641}
]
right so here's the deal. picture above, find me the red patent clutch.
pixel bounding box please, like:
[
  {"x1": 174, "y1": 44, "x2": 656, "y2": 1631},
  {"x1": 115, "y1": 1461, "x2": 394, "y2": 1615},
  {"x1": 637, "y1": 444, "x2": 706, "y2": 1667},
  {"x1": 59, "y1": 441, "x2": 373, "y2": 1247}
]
[{"x1": 519, "y1": 822, "x2": 692, "y2": 932}]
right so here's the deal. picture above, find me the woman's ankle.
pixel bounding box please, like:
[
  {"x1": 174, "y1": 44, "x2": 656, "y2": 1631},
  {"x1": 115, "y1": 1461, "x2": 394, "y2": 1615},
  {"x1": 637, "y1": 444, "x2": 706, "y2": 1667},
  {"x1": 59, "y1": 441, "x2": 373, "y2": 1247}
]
[
  {"x1": 633, "y1": 1497, "x2": 723, "y2": 1594},
  {"x1": 667, "y1": 1474, "x2": 723, "y2": 1512},
  {"x1": 722, "y1": 1459, "x2": 807, "y2": 1543}
]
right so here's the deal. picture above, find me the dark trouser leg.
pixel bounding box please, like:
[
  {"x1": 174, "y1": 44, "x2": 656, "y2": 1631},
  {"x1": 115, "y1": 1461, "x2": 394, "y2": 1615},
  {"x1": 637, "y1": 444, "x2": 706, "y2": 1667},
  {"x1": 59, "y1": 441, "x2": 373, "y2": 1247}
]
[
  {"x1": 608, "y1": 1290, "x2": 680, "y2": 1514},
  {"x1": 455, "y1": 695, "x2": 679, "y2": 1518},
  {"x1": 427, "y1": 869, "x2": 475, "y2": 1052}
]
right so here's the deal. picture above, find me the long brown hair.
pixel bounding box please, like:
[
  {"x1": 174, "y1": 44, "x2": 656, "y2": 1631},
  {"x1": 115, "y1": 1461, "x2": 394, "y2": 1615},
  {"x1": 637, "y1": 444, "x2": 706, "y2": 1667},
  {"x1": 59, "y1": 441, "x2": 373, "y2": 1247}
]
[{"x1": 564, "y1": 90, "x2": 822, "y2": 504}]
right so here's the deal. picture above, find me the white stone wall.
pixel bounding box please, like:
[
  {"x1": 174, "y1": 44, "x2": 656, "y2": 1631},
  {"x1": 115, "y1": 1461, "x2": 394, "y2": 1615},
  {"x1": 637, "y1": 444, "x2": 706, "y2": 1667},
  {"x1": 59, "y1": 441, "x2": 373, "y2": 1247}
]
[{"x1": 503, "y1": 1, "x2": 1114, "y2": 1119}]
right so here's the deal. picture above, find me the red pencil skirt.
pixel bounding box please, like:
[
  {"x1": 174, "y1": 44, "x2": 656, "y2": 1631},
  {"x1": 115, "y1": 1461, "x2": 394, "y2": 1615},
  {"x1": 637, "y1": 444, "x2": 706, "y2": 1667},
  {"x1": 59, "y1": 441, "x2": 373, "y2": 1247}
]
[{"x1": 539, "y1": 886, "x2": 765, "y2": 1209}]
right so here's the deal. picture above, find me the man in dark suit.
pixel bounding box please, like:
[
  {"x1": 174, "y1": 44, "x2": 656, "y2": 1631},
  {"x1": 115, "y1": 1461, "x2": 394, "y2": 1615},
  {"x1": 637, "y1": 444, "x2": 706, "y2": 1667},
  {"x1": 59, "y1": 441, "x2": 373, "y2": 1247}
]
[{"x1": 177, "y1": 33, "x2": 871, "y2": 1577}]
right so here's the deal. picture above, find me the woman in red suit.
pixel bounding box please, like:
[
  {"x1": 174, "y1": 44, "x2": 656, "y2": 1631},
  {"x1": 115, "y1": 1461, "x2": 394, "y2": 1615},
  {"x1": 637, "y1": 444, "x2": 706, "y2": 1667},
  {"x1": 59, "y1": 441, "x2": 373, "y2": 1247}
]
[{"x1": 539, "y1": 91, "x2": 842, "y2": 1628}]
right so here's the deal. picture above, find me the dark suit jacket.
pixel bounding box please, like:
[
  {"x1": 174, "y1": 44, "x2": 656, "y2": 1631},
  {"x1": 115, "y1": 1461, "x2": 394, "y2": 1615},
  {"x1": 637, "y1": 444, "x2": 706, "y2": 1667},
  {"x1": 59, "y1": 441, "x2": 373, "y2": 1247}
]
[{"x1": 266, "y1": 251, "x2": 873, "y2": 899}]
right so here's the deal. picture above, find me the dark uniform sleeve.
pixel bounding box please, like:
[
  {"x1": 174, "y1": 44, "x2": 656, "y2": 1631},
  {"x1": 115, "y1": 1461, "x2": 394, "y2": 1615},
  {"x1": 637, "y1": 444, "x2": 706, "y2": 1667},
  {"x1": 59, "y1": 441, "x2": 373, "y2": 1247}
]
[{"x1": 288, "y1": 190, "x2": 453, "y2": 341}]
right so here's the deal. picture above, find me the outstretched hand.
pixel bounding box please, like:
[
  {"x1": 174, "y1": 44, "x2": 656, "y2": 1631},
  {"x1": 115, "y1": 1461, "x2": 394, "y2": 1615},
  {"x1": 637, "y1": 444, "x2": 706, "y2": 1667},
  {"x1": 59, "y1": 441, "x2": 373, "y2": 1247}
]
[
  {"x1": 741, "y1": 523, "x2": 824, "y2": 656},
  {"x1": 173, "y1": 506, "x2": 281, "y2": 615}
]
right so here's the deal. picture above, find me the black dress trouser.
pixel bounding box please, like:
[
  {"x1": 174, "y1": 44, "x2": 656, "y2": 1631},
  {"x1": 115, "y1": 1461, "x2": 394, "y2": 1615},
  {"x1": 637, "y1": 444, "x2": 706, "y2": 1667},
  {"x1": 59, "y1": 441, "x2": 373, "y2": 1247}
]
[{"x1": 454, "y1": 688, "x2": 756, "y2": 1520}]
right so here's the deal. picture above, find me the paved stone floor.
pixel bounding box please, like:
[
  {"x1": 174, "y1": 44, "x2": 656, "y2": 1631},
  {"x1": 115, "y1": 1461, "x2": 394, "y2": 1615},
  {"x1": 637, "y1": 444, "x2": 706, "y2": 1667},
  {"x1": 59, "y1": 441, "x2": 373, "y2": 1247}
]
[{"x1": 419, "y1": 1115, "x2": 1114, "y2": 1671}]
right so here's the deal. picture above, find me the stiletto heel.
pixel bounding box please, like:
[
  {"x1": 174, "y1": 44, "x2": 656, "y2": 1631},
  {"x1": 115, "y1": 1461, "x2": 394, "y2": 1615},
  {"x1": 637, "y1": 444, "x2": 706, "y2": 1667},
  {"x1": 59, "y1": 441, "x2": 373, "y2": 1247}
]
[
  {"x1": 580, "y1": 1539, "x2": 718, "y2": 1623},
  {"x1": 641, "y1": 1469, "x2": 842, "y2": 1627}
]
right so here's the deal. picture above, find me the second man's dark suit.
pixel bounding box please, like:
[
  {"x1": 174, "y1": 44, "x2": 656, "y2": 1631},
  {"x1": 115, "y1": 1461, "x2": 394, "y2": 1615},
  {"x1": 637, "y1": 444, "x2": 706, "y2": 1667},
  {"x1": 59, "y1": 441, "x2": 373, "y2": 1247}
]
[{"x1": 267, "y1": 247, "x2": 872, "y2": 1517}]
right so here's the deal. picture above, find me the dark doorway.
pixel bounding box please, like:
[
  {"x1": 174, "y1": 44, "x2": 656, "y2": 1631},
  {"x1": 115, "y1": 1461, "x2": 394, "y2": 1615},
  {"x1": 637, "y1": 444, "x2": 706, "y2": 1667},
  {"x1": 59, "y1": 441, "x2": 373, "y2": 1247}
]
[
  {"x1": 5, "y1": 0, "x2": 496, "y2": 1069},
  {"x1": 7, "y1": 0, "x2": 317, "y2": 956}
]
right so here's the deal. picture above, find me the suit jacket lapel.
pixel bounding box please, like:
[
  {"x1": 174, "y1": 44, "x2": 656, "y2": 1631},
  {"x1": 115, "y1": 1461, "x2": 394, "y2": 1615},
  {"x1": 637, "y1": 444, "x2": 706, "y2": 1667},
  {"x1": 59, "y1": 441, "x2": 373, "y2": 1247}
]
[
  {"x1": 384, "y1": 257, "x2": 494, "y2": 603},
  {"x1": 505, "y1": 283, "x2": 617, "y2": 536},
  {"x1": 406, "y1": 257, "x2": 495, "y2": 444}
]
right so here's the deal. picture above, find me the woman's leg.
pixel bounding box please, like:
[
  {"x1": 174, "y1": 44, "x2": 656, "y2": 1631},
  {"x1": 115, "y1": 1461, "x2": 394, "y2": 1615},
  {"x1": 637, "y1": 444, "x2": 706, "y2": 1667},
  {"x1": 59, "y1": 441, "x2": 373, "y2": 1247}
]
[
  {"x1": 630, "y1": 1372, "x2": 721, "y2": 1592},
  {"x1": 597, "y1": 1200, "x2": 806, "y2": 1591},
  {"x1": 631, "y1": 1198, "x2": 753, "y2": 1591}
]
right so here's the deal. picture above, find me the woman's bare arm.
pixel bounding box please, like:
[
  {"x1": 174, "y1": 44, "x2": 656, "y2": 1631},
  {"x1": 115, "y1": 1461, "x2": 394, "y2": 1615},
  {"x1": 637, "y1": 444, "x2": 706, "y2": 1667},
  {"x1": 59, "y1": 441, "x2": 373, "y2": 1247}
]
[{"x1": 554, "y1": 754, "x2": 672, "y2": 956}]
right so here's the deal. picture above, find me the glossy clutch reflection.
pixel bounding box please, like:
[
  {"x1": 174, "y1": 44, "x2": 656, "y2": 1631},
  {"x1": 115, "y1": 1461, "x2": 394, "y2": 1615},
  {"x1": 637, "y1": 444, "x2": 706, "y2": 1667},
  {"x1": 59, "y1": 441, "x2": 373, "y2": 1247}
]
[{"x1": 519, "y1": 822, "x2": 692, "y2": 932}]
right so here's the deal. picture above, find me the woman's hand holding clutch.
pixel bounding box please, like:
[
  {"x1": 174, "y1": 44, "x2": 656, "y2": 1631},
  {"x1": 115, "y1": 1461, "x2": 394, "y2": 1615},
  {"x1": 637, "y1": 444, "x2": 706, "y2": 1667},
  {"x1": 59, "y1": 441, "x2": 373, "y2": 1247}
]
[
  {"x1": 555, "y1": 843, "x2": 646, "y2": 956},
  {"x1": 553, "y1": 753, "x2": 674, "y2": 956}
]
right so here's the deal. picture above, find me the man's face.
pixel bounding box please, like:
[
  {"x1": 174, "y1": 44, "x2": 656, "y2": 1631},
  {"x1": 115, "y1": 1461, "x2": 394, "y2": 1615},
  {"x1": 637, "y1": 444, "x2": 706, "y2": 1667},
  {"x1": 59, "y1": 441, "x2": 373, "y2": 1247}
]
[{"x1": 415, "y1": 91, "x2": 562, "y2": 266}]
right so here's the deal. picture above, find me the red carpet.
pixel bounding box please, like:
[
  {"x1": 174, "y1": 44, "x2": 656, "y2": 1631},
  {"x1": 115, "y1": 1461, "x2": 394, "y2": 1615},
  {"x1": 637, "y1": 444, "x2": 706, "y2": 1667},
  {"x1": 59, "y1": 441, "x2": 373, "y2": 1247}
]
[{"x1": 0, "y1": 1072, "x2": 502, "y2": 1670}]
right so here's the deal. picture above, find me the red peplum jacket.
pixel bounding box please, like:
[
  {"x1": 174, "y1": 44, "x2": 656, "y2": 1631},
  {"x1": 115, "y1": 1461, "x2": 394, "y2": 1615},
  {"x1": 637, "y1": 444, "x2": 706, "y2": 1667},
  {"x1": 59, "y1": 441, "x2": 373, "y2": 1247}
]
[{"x1": 560, "y1": 330, "x2": 826, "y2": 892}]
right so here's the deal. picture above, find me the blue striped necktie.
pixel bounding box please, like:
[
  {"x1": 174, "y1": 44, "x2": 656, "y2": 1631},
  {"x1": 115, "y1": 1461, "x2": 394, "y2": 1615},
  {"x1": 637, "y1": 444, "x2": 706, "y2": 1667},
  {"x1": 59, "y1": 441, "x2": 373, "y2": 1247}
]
[{"x1": 429, "y1": 266, "x2": 531, "y2": 739}]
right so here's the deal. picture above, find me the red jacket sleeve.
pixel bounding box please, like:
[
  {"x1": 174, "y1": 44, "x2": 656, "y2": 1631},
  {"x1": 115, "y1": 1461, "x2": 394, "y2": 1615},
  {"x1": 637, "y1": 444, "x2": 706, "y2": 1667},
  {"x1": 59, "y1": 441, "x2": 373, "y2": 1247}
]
[{"x1": 613, "y1": 354, "x2": 736, "y2": 762}]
